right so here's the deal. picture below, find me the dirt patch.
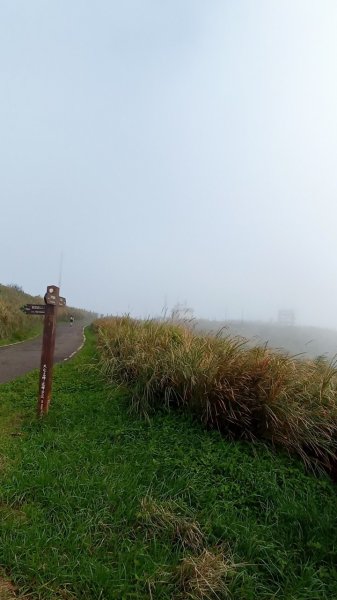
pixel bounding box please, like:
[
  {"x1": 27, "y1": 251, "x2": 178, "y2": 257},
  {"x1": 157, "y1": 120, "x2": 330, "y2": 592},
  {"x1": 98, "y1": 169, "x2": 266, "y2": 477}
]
[
  {"x1": 0, "y1": 577, "x2": 16, "y2": 600},
  {"x1": 0, "y1": 503, "x2": 27, "y2": 524}
]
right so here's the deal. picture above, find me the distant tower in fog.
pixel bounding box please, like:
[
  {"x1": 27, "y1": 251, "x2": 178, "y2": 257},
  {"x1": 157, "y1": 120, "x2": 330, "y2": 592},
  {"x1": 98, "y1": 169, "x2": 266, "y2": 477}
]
[{"x1": 278, "y1": 309, "x2": 295, "y2": 326}]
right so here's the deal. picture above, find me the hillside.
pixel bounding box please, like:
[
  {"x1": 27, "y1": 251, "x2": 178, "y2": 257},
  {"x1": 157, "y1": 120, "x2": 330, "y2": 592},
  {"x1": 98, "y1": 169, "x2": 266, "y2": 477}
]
[
  {"x1": 0, "y1": 283, "x2": 94, "y2": 345},
  {"x1": 194, "y1": 319, "x2": 337, "y2": 360},
  {"x1": 0, "y1": 284, "x2": 43, "y2": 345}
]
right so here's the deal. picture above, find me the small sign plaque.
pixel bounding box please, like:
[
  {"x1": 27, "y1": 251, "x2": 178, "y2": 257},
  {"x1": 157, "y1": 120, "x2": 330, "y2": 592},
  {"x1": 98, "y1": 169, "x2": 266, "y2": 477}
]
[
  {"x1": 20, "y1": 304, "x2": 46, "y2": 315},
  {"x1": 44, "y1": 289, "x2": 66, "y2": 307},
  {"x1": 44, "y1": 287, "x2": 58, "y2": 305}
]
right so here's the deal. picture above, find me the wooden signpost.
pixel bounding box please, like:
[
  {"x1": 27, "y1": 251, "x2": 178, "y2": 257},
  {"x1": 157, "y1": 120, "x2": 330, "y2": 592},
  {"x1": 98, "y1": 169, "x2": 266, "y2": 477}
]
[{"x1": 21, "y1": 284, "x2": 66, "y2": 417}]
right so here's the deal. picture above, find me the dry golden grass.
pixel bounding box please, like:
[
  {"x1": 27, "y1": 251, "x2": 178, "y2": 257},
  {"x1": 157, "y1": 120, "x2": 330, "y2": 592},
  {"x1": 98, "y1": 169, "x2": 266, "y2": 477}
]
[
  {"x1": 0, "y1": 576, "x2": 16, "y2": 600},
  {"x1": 139, "y1": 497, "x2": 236, "y2": 598},
  {"x1": 176, "y1": 549, "x2": 235, "y2": 599},
  {"x1": 139, "y1": 496, "x2": 204, "y2": 551}
]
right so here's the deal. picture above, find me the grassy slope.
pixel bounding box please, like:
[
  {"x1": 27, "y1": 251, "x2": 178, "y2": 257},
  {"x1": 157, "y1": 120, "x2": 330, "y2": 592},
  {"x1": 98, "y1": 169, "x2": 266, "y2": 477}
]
[
  {"x1": 0, "y1": 332, "x2": 336, "y2": 599},
  {"x1": 0, "y1": 285, "x2": 43, "y2": 346},
  {"x1": 0, "y1": 284, "x2": 95, "y2": 346}
]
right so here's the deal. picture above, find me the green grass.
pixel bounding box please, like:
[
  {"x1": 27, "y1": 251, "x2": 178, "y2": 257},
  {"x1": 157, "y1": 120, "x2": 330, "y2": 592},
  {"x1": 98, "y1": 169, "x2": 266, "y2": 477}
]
[
  {"x1": 0, "y1": 324, "x2": 42, "y2": 348},
  {"x1": 0, "y1": 331, "x2": 337, "y2": 598}
]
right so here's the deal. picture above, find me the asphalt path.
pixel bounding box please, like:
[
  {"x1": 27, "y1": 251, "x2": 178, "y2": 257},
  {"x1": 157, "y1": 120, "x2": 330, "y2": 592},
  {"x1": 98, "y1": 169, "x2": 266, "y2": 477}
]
[{"x1": 0, "y1": 321, "x2": 89, "y2": 384}]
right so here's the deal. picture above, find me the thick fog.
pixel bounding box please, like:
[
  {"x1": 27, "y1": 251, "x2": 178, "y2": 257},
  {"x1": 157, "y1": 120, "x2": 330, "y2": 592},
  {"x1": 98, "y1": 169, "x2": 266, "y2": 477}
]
[{"x1": 1, "y1": 1, "x2": 337, "y2": 328}]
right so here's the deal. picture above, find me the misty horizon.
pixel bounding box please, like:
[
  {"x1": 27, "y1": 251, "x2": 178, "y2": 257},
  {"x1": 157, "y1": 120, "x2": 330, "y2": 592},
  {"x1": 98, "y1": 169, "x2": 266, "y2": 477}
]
[{"x1": 2, "y1": 1, "x2": 337, "y2": 330}]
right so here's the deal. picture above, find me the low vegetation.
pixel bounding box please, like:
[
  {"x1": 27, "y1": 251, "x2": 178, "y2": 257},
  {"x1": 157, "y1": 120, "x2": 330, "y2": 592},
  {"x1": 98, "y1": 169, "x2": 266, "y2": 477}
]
[
  {"x1": 0, "y1": 330, "x2": 337, "y2": 598},
  {"x1": 94, "y1": 316, "x2": 337, "y2": 474}
]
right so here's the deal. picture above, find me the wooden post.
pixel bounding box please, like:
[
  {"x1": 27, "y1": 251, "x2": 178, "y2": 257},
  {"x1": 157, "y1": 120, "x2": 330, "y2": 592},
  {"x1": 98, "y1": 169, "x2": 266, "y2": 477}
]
[{"x1": 37, "y1": 285, "x2": 59, "y2": 416}]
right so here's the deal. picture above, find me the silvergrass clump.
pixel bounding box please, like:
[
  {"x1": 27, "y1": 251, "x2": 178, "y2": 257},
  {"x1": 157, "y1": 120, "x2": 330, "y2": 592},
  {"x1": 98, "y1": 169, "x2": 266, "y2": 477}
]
[
  {"x1": 139, "y1": 496, "x2": 204, "y2": 551},
  {"x1": 176, "y1": 549, "x2": 235, "y2": 599},
  {"x1": 94, "y1": 316, "x2": 337, "y2": 471}
]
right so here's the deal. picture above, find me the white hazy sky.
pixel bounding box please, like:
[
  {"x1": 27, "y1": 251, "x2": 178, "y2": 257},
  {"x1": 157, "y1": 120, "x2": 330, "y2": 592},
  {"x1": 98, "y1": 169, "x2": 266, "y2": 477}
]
[{"x1": 2, "y1": 1, "x2": 337, "y2": 326}]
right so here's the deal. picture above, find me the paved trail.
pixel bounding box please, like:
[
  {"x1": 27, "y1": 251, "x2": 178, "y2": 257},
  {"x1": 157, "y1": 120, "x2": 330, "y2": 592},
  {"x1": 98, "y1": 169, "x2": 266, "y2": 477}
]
[{"x1": 0, "y1": 321, "x2": 89, "y2": 384}]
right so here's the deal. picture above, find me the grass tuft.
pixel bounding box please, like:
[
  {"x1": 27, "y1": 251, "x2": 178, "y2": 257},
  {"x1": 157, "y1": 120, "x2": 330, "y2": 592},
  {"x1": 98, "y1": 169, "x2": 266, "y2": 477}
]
[
  {"x1": 176, "y1": 549, "x2": 235, "y2": 599},
  {"x1": 0, "y1": 573, "x2": 17, "y2": 600},
  {"x1": 139, "y1": 496, "x2": 204, "y2": 551}
]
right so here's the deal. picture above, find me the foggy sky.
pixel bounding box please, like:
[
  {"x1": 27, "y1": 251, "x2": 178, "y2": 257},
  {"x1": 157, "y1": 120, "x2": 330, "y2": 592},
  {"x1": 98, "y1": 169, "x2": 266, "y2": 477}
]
[{"x1": 2, "y1": 1, "x2": 337, "y2": 327}]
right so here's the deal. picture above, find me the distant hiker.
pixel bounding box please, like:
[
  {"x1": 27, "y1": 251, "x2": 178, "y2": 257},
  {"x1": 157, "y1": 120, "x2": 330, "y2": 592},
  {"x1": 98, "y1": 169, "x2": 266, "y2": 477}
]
[{"x1": 70, "y1": 315, "x2": 74, "y2": 326}]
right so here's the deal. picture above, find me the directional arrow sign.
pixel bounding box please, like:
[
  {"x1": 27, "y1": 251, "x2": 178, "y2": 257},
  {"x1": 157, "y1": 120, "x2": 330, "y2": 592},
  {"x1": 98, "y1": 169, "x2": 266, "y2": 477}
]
[{"x1": 21, "y1": 304, "x2": 46, "y2": 315}]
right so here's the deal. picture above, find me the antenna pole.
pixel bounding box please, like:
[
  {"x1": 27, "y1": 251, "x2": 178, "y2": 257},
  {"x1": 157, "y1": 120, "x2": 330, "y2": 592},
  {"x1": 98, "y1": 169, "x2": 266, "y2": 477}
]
[{"x1": 58, "y1": 252, "x2": 63, "y2": 289}]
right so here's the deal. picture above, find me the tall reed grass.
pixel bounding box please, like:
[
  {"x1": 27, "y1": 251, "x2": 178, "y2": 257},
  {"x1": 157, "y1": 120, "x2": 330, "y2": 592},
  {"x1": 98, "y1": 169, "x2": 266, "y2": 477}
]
[{"x1": 94, "y1": 316, "x2": 337, "y2": 472}]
